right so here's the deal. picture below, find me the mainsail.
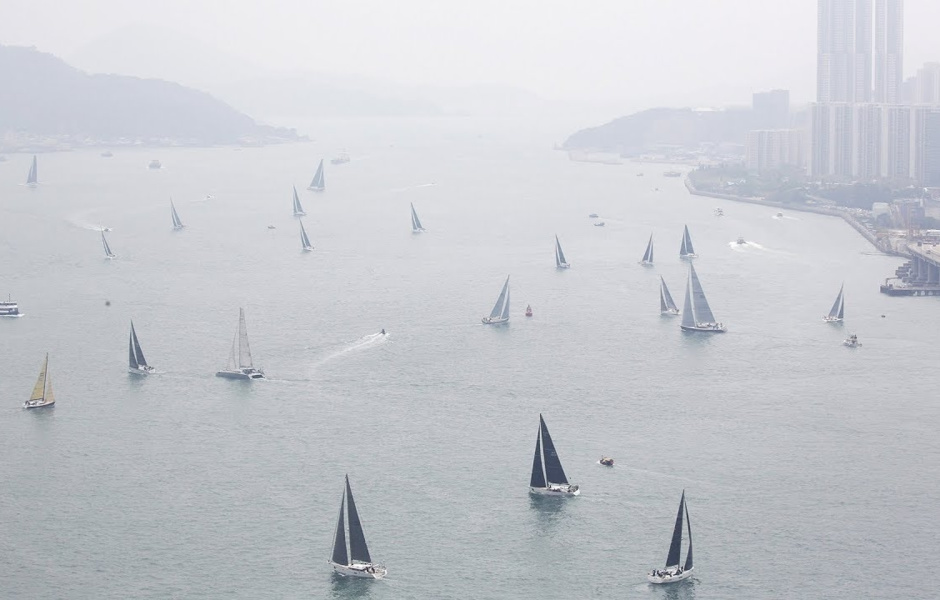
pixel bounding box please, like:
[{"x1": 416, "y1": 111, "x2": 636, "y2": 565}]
[
  {"x1": 489, "y1": 276, "x2": 510, "y2": 320},
  {"x1": 555, "y1": 235, "x2": 568, "y2": 267},
  {"x1": 828, "y1": 285, "x2": 845, "y2": 320},
  {"x1": 411, "y1": 203, "x2": 424, "y2": 232},
  {"x1": 688, "y1": 264, "x2": 717, "y2": 323},
  {"x1": 30, "y1": 354, "x2": 49, "y2": 403},
  {"x1": 345, "y1": 476, "x2": 372, "y2": 563},
  {"x1": 539, "y1": 415, "x2": 569, "y2": 485},
  {"x1": 665, "y1": 491, "x2": 687, "y2": 568},
  {"x1": 679, "y1": 225, "x2": 695, "y2": 257},
  {"x1": 101, "y1": 231, "x2": 115, "y2": 258},
  {"x1": 170, "y1": 200, "x2": 184, "y2": 229},
  {"x1": 128, "y1": 321, "x2": 148, "y2": 369},
  {"x1": 292, "y1": 186, "x2": 306, "y2": 216},
  {"x1": 308, "y1": 160, "x2": 325, "y2": 190},
  {"x1": 660, "y1": 276, "x2": 678, "y2": 313},
  {"x1": 237, "y1": 308, "x2": 253, "y2": 368},
  {"x1": 530, "y1": 429, "x2": 547, "y2": 488},
  {"x1": 642, "y1": 234, "x2": 654, "y2": 263},
  {"x1": 26, "y1": 155, "x2": 38, "y2": 185},
  {"x1": 681, "y1": 274, "x2": 696, "y2": 329},
  {"x1": 300, "y1": 220, "x2": 313, "y2": 250}
]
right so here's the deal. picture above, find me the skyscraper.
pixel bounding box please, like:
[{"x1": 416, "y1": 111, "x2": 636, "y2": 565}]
[
  {"x1": 817, "y1": 0, "x2": 872, "y2": 103},
  {"x1": 874, "y1": 0, "x2": 904, "y2": 104}
]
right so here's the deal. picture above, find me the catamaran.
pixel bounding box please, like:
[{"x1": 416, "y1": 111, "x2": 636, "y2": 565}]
[
  {"x1": 647, "y1": 490, "x2": 694, "y2": 584},
  {"x1": 0, "y1": 295, "x2": 23, "y2": 318},
  {"x1": 24, "y1": 354, "x2": 55, "y2": 409},
  {"x1": 555, "y1": 235, "x2": 570, "y2": 269},
  {"x1": 101, "y1": 231, "x2": 116, "y2": 259},
  {"x1": 308, "y1": 159, "x2": 325, "y2": 192},
  {"x1": 823, "y1": 284, "x2": 845, "y2": 322},
  {"x1": 299, "y1": 219, "x2": 313, "y2": 251},
  {"x1": 679, "y1": 225, "x2": 697, "y2": 259},
  {"x1": 170, "y1": 199, "x2": 185, "y2": 230},
  {"x1": 329, "y1": 475, "x2": 387, "y2": 579},
  {"x1": 128, "y1": 320, "x2": 155, "y2": 375},
  {"x1": 410, "y1": 202, "x2": 425, "y2": 233},
  {"x1": 640, "y1": 234, "x2": 654, "y2": 266},
  {"x1": 660, "y1": 276, "x2": 680, "y2": 316},
  {"x1": 25, "y1": 155, "x2": 38, "y2": 186},
  {"x1": 216, "y1": 308, "x2": 265, "y2": 380},
  {"x1": 530, "y1": 414, "x2": 580, "y2": 496},
  {"x1": 292, "y1": 186, "x2": 306, "y2": 216},
  {"x1": 680, "y1": 264, "x2": 725, "y2": 332},
  {"x1": 482, "y1": 276, "x2": 510, "y2": 324}
]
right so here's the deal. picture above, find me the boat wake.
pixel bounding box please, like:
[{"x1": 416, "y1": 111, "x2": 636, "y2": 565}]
[
  {"x1": 729, "y1": 241, "x2": 767, "y2": 250},
  {"x1": 67, "y1": 216, "x2": 112, "y2": 232},
  {"x1": 390, "y1": 182, "x2": 436, "y2": 193},
  {"x1": 312, "y1": 332, "x2": 390, "y2": 364}
]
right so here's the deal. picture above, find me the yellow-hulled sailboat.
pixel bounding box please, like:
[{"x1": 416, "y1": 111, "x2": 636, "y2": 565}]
[{"x1": 24, "y1": 354, "x2": 55, "y2": 409}]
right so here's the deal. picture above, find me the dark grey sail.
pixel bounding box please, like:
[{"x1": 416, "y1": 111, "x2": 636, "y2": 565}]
[
  {"x1": 642, "y1": 234, "x2": 654, "y2": 263},
  {"x1": 331, "y1": 494, "x2": 348, "y2": 566},
  {"x1": 661, "y1": 276, "x2": 678, "y2": 313},
  {"x1": 684, "y1": 498, "x2": 693, "y2": 570},
  {"x1": 665, "y1": 491, "x2": 686, "y2": 568},
  {"x1": 539, "y1": 415, "x2": 568, "y2": 485},
  {"x1": 530, "y1": 429, "x2": 546, "y2": 488},
  {"x1": 345, "y1": 476, "x2": 372, "y2": 564},
  {"x1": 129, "y1": 321, "x2": 148, "y2": 369}
]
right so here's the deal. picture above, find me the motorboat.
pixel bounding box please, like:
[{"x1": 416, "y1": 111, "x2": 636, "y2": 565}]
[
  {"x1": 1, "y1": 295, "x2": 24, "y2": 317},
  {"x1": 736, "y1": 237, "x2": 746, "y2": 245},
  {"x1": 267, "y1": 225, "x2": 277, "y2": 229},
  {"x1": 663, "y1": 170, "x2": 682, "y2": 178},
  {"x1": 776, "y1": 212, "x2": 784, "y2": 218},
  {"x1": 843, "y1": 334, "x2": 861, "y2": 348},
  {"x1": 714, "y1": 208, "x2": 724, "y2": 217},
  {"x1": 525, "y1": 305, "x2": 533, "y2": 317},
  {"x1": 588, "y1": 213, "x2": 599, "y2": 218},
  {"x1": 100, "y1": 151, "x2": 113, "y2": 158},
  {"x1": 331, "y1": 151, "x2": 351, "y2": 165},
  {"x1": 599, "y1": 457, "x2": 614, "y2": 467},
  {"x1": 594, "y1": 221, "x2": 606, "y2": 227}
]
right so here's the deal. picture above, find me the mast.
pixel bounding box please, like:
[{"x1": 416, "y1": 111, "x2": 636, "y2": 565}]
[
  {"x1": 331, "y1": 491, "x2": 349, "y2": 566},
  {"x1": 689, "y1": 264, "x2": 717, "y2": 323},
  {"x1": 30, "y1": 354, "x2": 49, "y2": 403},
  {"x1": 237, "y1": 308, "x2": 253, "y2": 369},
  {"x1": 530, "y1": 426, "x2": 546, "y2": 488},
  {"x1": 681, "y1": 269, "x2": 696, "y2": 328},
  {"x1": 539, "y1": 415, "x2": 569, "y2": 485},
  {"x1": 665, "y1": 491, "x2": 686, "y2": 568},
  {"x1": 345, "y1": 476, "x2": 372, "y2": 563}
]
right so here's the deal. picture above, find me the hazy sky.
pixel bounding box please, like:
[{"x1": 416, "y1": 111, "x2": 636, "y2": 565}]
[{"x1": 2, "y1": 0, "x2": 940, "y2": 110}]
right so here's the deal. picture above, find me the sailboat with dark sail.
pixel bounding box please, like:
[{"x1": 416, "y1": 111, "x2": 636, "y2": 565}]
[
  {"x1": 660, "y1": 276, "x2": 679, "y2": 316},
  {"x1": 170, "y1": 199, "x2": 185, "y2": 230},
  {"x1": 647, "y1": 490, "x2": 694, "y2": 584},
  {"x1": 529, "y1": 414, "x2": 580, "y2": 496},
  {"x1": 292, "y1": 186, "x2": 306, "y2": 216},
  {"x1": 640, "y1": 234, "x2": 654, "y2": 266},
  {"x1": 329, "y1": 475, "x2": 387, "y2": 579},
  {"x1": 24, "y1": 354, "x2": 55, "y2": 409},
  {"x1": 101, "y1": 231, "x2": 116, "y2": 259},
  {"x1": 679, "y1": 225, "x2": 697, "y2": 259},
  {"x1": 128, "y1": 321, "x2": 155, "y2": 375},
  {"x1": 299, "y1": 219, "x2": 313, "y2": 252},
  {"x1": 308, "y1": 159, "x2": 325, "y2": 192},
  {"x1": 823, "y1": 284, "x2": 845, "y2": 322},
  {"x1": 411, "y1": 202, "x2": 425, "y2": 233},
  {"x1": 555, "y1": 235, "x2": 570, "y2": 269},
  {"x1": 25, "y1": 155, "x2": 38, "y2": 187},
  {"x1": 215, "y1": 308, "x2": 265, "y2": 380},
  {"x1": 482, "y1": 275, "x2": 511, "y2": 324},
  {"x1": 680, "y1": 264, "x2": 725, "y2": 332}
]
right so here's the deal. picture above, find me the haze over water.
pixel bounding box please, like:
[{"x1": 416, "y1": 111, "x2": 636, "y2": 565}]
[{"x1": 1, "y1": 117, "x2": 938, "y2": 599}]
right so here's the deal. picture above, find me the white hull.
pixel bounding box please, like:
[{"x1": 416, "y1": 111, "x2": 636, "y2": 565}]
[
  {"x1": 308, "y1": 186, "x2": 325, "y2": 192},
  {"x1": 128, "y1": 366, "x2": 155, "y2": 375},
  {"x1": 24, "y1": 399, "x2": 54, "y2": 409},
  {"x1": 647, "y1": 567, "x2": 693, "y2": 584},
  {"x1": 330, "y1": 562, "x2": 386, "y2": 579},
  {"x1": 0, "y1": 313, "x2": 24, "y2": 318},
  {"x1": 293, "y1": 212, "x2": 306, "y2": 217},
  {"x1": 302, "y1": 246, "x2": 313, "y2": 252},
  {"x1": 640, "y1": 261, "x2": 654, "y2": 267},
  {"x1": 680, "y1": 323, "x2": 726, "y2": 333},
  {"x1": 412, "y1": 229, "x2": 425, "y2": 234},
  {"x1": 661, "y1": 309, "x2": 680, "y2": 316},
  {"x1": 823, "y1": 316, "x2": 843, "y2": 323},
  {"x1": 680, "y1": 254, "x2": 697, "y2": 260},
  {"x1": 216, "y1": 368, "x2": 265, "y2": 380},
  {"x1": 482, "y1": 317, "x2": 509, "y2": 325},
  {"x1": 173, "y1": 226, "x2": 185, "y2": 231},
  {"x1": 530, "y1": 484, "x2": 580, "y2": 497}
]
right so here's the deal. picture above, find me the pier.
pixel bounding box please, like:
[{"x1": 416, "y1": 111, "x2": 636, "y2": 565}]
[{"x1": 880, "y1": 243, "x2": 940, "y2": 296}]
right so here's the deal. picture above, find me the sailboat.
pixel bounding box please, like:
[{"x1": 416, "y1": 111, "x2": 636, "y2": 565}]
[
  {"x1": 299, "y1": 219, "x2": 313, "y2": 252},
  {"x1": 329, "y1": 475, "x2": 387, "y2": 579},
  {"x1": 410, "y1": 202, "x2": 425, "y2": 233},
  {"x1": 24, "y1": 354, "x2": 55, "y2": 409},
  {"x1": 529, "y1": 414, "x2": 580, "y2": 496},
  {"x1": 25, "y1": 155, "x2": 38, "y2": 187},
  {"x1": 215, "y1": 308, "x2": 265, "y2": 380},
  {"x1": 679, "y1": 225, "x2": 697, "y2": 259},
  {"x1": 680, "y1": 264, "x2": 725, "y2": 332},
  {"x1": 647, "y1": 490, "x2": 694, "y2": 584},
  {"x1": 292, "y1": 186, "x2": 306, "y2": 216},
  {"x1": 640, "y1": 234, "x2": 654, "y2": 266},
  {"x1": 660, "y1": 276, "x2": 680, "y2": 316},
  {"x1": 482, "y1": 275, "x2": 511, "y2": 324},
  {"x1": 554, "y1": 235, "x2": 570, "y2": 269},
  {"x1": 101, "y1": 231, "x2": 116, "y2": 259},
  {"x1": 823, "y1": 284, "x2": 845, "y2": 322},
  {"x1": 128, "y1": 321, "x2": 155, "y2": 375},
  {"x1": 170, "y1": 199, "x2": 185, "y2": 230},
  {"x1": 307, "y1": 159, "x2": 325, "y2": 192}
]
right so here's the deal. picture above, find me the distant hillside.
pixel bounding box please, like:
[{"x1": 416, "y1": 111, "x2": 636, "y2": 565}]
[
  {"x1": 563, "y1": 107, "x2": 758, "y2": 155},
  {"x1": 0, "y1": 45, "x2": 300, "y2": 147}
]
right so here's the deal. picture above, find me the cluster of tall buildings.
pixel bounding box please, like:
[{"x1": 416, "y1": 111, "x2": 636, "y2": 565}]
[{"x1": 810, "y1": 0, "x2": 940, "y2": 185}]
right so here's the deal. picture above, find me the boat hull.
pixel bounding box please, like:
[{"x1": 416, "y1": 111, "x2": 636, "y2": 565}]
[
  {"x1": 302, "y1": 246, "x2": 313, "y2": 252},
  {"x1": 530, "y1": 485, "x2": 580, "y2": 497},
  {"x1": 647, "y1": 567, "x2": 693, "y2": 584},
  {"x1": 128, "y1": 366, "x2": 155, "y2": 375},
  {"x1": 680, "y1": 254, "x2": 697, "y2": 260},
  {"x1": 307, "y1": 186, "x2": 325, "y2": 192},
  {"x1": 661, "y1": 309, "x2": 680, "y2": 316},
  {"x1": 680, "y1": 324, "x2": 726, "y2": 333},
  {"x1": 293, "y1": 212, "x2": 306, "y2": 217},
  {"x1": 0, "y1": 313, "x2": 24, "y2": 318},
  {"x1": 330, "y1": 562, "x2": 386, "y2": 579},
  {"x1": 556, "y1": 263, "x2": 570, "y2": 269},
  {"x1": 640, "y1": 261, "x2": 654, "y2": 267},
  {"x1": 24, "y1": 400, "x2": 55, "y2": 409},
  {"x1": 482, "y1": 317, "x2": 509, "y2": 325},
  {"x1": 215, "y1": 369, "x2": 265, "y2": 380},
  {"x1": 843, "y1": 341, "x2": 862, "y2": 348},
  {"x1": 822, "y1": 316, "x2": 843, "y2": 323}
]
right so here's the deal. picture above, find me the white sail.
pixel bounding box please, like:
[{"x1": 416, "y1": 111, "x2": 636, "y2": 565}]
[
  {"x1": 827, "y1": 285, "x2": 845, "y2": 320},
  {"x1": 681, "y1": 272, "x2": 696, "y2": 329},
  {"x1": 292, "y1": 186, "x2": 306, "y2": 216},
  {"x1": 642, "y1": 234, "x2": 654, "y2": 263},
  {"x1": 308, "y1": 160, "x2": 325, "y2": 191},
  {"x1": 688, "y1": 264, "x2": 717, "y2": 323},
  {"x1": 680, "y1": 225, "x2": 695, "y2": 257},
  {"x1": 300, "y1": 220, "x2": 313, "y2": 250},
  {"x1": 489, "y1": 276, "x2": 510, "y2": 319},
  {"x1": 170, "y1": 200, "x2": 184, "y2": 229},
  {"x1": 26, "y1": 155, "x2": 38, "y2": 185},
  {"x1": 660, "y1": 276, "x2": 678, "y2": 313},
  {"x1": 555, "y1": 235, "x2": 569, "y2": 268},
  {"x1": 101, "y1": 231, "x2": 115, "y2": 258},
  {"x1": 410, "y1": 203, "x2": 424, "y2": 232}
]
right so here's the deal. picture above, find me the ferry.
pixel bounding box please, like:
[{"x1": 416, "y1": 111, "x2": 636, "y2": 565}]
[{"x1": 0, "y1": 296, "x2": 23, "y2": 318}]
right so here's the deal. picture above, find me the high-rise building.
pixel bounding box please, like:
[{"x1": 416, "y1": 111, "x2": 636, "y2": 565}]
[
  {"x1": 912, "y1": 107, "x2": 940, "y2": 185},
  {"x1": 855, "y1": 103, "x2": 882, "y2": 180},
  {"x1": 817, "y1": 0, "x2": 872, "y2": 103},
  {"x1": 745, "y1": 129, "x2": 802, "y2": 175},
  {"x1": 811, "y1": 103, "x2": 856, "y2": 178},
  {"x1": 874, "y1": 0, "x2": 904, "y2": 104},
  {"x1": 881, "y1": 105, "x2": 911, "y2": 180}
]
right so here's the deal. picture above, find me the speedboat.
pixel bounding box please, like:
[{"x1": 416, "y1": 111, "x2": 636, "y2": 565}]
[
  {"x1": 148, "y1": 159, "x2": 162, "y2": 169},
  {"x1": 525, "y1": 305, "x2": 533, "y2": 317},
  {"x1": 736, "y1": 237, "x2": 746, "y2": 245},
  {"x1": 843, "y1": 334, "x2": 862, "y2": 348},
  {"x1": 776, "y1": 212, "x2": 784, "y2": 218},
  {"x1": 588, "y1": 213, "x2": 599, "y2": 218},
  {"x1": 599, "y1": 457, "x2": 614, "y2": 467},
  {"x1": 714, "y1": 208, "x2": 724, "y2": 217},
  {"x1": 594, "y1": 221, "x2": 606, "y2": 227},
  {"x1": 267, "y1": 225, "x2": 277, "y2": 230}
]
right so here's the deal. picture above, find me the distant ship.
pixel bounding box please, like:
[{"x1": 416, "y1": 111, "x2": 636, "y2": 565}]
[
  {"x1": 331, "y1": 150, "x2": 351, "y2": 165},
  {"x1": 148, "y1": 159, "x2": 162, "y2": 169},
  {"x1": 299, "y1": 219, "x2": 313, "y2": 252},
  {"x1": 292, "y1": 186, "x2": 306, "y2": 216},
  {"x1": 0, "y1": 295, "x2": 24, "y2": 318},
  {"x1": 100, "y1": 151, "x2": 113, "y2": 158},
  {"x1": 25, "y1": 155, "x2": 38, "y2": 187},
  {"x1": 216, "y1": 308, "x2": 265, "y2": 380},
  {"x1": 640, "y1": 234, "x2": 654, "y2": 266},
  {"x1": 308, "y1": 159, "x2": 325, "y2": 191}
]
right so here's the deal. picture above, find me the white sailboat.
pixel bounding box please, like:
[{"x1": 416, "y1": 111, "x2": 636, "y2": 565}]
[
  {"x1": 529, "y1": 414, "x2": 580, "y2": 496},
  {"x1": 482, "y1": 276, "x2": 511, "y2": 324},
  {"x1": 307, "y1": 159, "x2": 325, "y2": 192},
  {"x1": 101, "y1": 231, "x2": 116, "y2": 259},
  {"x1": 823, "y1": 284, "x2": 845, "y2": 322},
  {"x1": 679, "y1": 225, "x2": 697, "y2": 259},
  {"x1": 660, "y1": 276, "x2": 680, "y2": 316},
  {"x1": 647, "y1": 490, "x2": 694, "y2": 584},
  {"x1": 170, "y1": 199, "x2": 185, "y2": 230},
  {"x1": 25, "y1": 155, "x2": 38, "y2": 187},
  {"x1": 215, "y1": 308, "x2": 265, "y2": 380},
  {"x1": 292, "y1": 186, "x2": 306, "y2": 216},
  {"x1": 410, "y1": 202, "x2": 425, "y2": 233},
  {"x1": 24, "y1": 354, "x2": 55, "y2": 409},
  {"x1": 299, "y1": 219, "x2": 313, "y2": 252},
  {"x1": 640, "y1": 234, "x2": 654, "y2": 266},
  {"x1": 680, "y1": 264, "x2": 725, "y2": 332},
  {"x1": 554, "y1": 235, "x2": 570, "y2": 269},
  {"x1": 329, "y1": 475, "x2": 387, "y2": 579},
  {"x1": 128, "y1": 320, "x2": 155, "y2": 375}
]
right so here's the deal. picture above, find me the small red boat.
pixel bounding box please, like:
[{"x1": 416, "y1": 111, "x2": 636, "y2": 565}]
[{"x1": 525, "y1": 305, "x2": 533, "y2": 317}]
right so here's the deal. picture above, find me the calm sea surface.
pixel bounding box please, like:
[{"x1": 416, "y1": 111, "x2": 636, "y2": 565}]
[{"x1": 1, "y1": 117, "x2": 938, "y2": 599}]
